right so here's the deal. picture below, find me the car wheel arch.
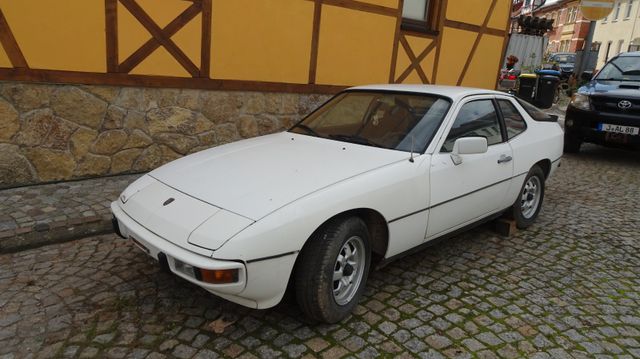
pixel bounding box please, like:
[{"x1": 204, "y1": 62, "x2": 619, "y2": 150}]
[
  {"x1": 292, "y1": 208, "x2": 389, "y2": 275},
  {"x1": 534, "y1": 159, "x2": 551, "y2": 179}
]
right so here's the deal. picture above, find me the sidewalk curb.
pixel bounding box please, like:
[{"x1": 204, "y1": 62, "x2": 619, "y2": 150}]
[{"x1": 0, "y1": 217, "x2": 114, "y2": 254}]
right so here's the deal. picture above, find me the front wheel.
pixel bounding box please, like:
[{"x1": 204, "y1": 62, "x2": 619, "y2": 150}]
[
  {"x1": 511, "y1": 166, "x2": 545, "y2": 229},
  {"x1": 295, "y1": 216, "x2": 371, "y2": 323}
]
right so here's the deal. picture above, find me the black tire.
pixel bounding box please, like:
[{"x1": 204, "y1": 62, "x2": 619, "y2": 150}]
[
  {"x1": 511, "y1": 166, "x2": 545, "y2": 229},
  {"x1": 564, "y1": 132, "x2": 582, "y2": 153},
  {"x1": 295, "y1": 216, "x2": 371, "y2": 323}
]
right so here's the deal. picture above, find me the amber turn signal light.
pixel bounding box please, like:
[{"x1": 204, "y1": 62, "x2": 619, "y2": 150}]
[{"x1": 198, "y1": 268, "x2": 239, "y2": 284}]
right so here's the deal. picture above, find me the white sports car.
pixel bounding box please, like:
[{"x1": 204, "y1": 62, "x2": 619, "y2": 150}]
[{"x1": 111, "y1": 85, "x2": 563, "y2": 323}]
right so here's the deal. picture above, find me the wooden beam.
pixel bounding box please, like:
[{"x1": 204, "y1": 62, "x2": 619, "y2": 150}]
[
  {"x1": 0, "y1": 67, "x2": 346, "y2": 95},
  {"x1": 396, "y1": 39, "x2": 436, "y2": 83},
  {"x1": 308, "y1": 0, "x2": 322, "y2": 84},
  {"x1": 456, "y1": 0, "x2": 499, "y2": 86},
  {"x1": 200, "y1": 0, "x2": 212, "y2": 78},
  {"x1": 389, "y1": 0, "x2": 403, "y2": 83},
  {"x1": 444, "y1": 19, "x2": 505, "y2": 37},
  {"x1": 118, "y1": 3, "x2": 201, "y2": 74},
  {"x1": 495, "y1": 0, "x2": 514, "y2": 90},
  {"x1": 432, "y1": 0, "x2": 448, "y2": 83},
  {"x1": 398, "y1": 35, "x2": 429, "y2": 84},
  {"x1": 400, "y1": 28, "x2": 438, "y2": 39},
  {"x1": 0, "y1": 9, "x2": 27, "y2": 68},
  {"x1": 105, "y1": 0, "x2": 118, "y2": 73},
  {"x1": 305, "y1": 0, "x2": 397, "y2": 17},
  {"x1": 120, "y1": 0, "x2": 200, "y2": 77}
]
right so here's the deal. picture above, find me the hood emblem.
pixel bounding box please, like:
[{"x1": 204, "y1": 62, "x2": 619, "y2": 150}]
[
  {"x1": 163, "y1": 198, "x2": 175, "y2": 206},
  {"x1": 618, "y1": 100, "x2": 632, "y2": 110}
]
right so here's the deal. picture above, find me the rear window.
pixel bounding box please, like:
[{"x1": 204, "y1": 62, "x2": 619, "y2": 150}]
[{"x1": 515, "y1": 98, "x2": 556, "y2": 122}]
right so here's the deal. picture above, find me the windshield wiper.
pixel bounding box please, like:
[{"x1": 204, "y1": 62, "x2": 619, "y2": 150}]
[
  {"x1": 291, "y1": 123, "x2": 322, "y2": 137},
  {"x1": 328, "y1": 134, "x2": 385, "y2": 148}
]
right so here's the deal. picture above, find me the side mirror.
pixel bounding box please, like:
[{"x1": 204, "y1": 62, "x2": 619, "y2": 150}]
[
  {"x1": 581, "y1": 71, "x2": 593, "y2": 82},
  {"x1": 451, "y1": 137, "x2": 488, "y2": 165},
  {"x1": 547, "y1": 114, "x2": 559, "y2": 122}
]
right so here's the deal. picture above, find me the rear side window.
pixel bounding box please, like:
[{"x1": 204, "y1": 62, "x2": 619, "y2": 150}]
[
  {"x1": 515, "y1": 98, "x2": 555, "y2": 122},
  {"x1": 441, "y1": 100, "x2": 502, "y2": 152},
  {"x1": 498, "y1": 100, "x2": 527, "y2": 139}
]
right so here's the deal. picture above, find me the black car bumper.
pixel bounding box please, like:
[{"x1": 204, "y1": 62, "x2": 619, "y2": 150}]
[{"x1": 565, "y1": 105, "x2": 640, "y2": 148}]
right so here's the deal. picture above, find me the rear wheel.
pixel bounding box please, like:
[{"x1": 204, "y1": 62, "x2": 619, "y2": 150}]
[
  {"x1": 511, "y1": 166, "x2": 545, "y2": 229},
  {"x1": 564, "y1": 132, "x2": 582, "y2": 153},
  {"x1": 295, "y1": 216, "x2": 371, "y2": 323}
]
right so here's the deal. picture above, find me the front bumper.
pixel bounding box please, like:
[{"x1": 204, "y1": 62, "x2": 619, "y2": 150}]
[
  {"x1": 111, "y1": 202, "x2": 261, "y2": 307},
  {"x1": 565, "y1": 106, "x2": 640, "y2": 147}
]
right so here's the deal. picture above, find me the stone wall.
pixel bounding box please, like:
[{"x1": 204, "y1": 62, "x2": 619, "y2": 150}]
[{"x1": 0, "y1": 81, "x2": 331, "y2": 188}]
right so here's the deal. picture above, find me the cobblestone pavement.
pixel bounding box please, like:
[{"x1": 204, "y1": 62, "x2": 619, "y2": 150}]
[
  {"x1": 0, "y1": 174, "x2": 139, "y2": 251},
  {"x1": 1, "y1": 144, "x2": 639, "y2": 359}
]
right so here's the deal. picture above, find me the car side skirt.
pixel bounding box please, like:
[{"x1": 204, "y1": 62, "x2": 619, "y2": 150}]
[{"x1": 376, "y1": 210, "x2": 506, "y2": 269}]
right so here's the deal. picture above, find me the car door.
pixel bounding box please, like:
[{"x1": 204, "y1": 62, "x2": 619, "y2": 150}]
[{"x1": 426, "y1": 97, "x2": 514, "y2": 239}]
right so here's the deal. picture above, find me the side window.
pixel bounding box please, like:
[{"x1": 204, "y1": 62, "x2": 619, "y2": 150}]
[
  {"x1": 498, "y1": 100, "x2": 527, "y2": 139},
  {"x1": 441, "y1": 100, "x2": 502, "y2": 152}
]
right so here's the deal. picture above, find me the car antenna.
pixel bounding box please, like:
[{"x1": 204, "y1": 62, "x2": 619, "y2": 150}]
[{"x1": 409, "y1": 135, "x2": 415, "y2": 163}]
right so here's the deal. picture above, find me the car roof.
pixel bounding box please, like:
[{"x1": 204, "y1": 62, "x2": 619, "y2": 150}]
[
  {"x1": 346, "y1": 84, "x2": 505, "y2": 101},
  {"x1": 617, "y1": 51, "x2": 640, "y2": 57}
]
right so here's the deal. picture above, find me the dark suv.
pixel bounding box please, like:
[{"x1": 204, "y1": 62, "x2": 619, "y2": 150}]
[
  {"x1": 564, "y1": 51, "x2": 640, "y2": 152},
  {"x1": 549, "y1": 52, "x2": 576, "y2": 79}
]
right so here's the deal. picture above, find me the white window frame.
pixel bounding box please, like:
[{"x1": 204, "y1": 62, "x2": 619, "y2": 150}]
[{"x1": 625, "y1": 0, "x2": 634, "y2": 18}]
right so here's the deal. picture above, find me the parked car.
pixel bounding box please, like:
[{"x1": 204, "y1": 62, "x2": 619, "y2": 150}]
[
  {"x1": 549, "y1": 52, "x2": 576, "y2": 79},
  {"x1": 564, "y1": 51, "x2": 640, "y2": 152},
  {"x1": 111, "y1": 85, "x2": 564, "y2": 323}
]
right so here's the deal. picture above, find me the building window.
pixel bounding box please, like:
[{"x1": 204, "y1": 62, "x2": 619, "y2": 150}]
[
  {"x1": 617, "y1": 39, "x2": 625, "y2": 54},
  {"x1": 401, "y1": 0, "x2": 439, "y2": 34},
  {"x1": 614, "y1": 1, "x2": 622, "y2": 19},
  {"x1": 625, "y1": 0, "x2": 634, "y2": 18},
  {"x1": 568, "y1": 7, "x2": 574, "y2": 23},
  {"x1": 605, "y1": 41, "x2": 612, "y2": 61},
  {"x1": 629, "y1": 38, "x2": 640, "y2": 52},
  {"x1": 567, "y1": 7, "x2": 579, "y2": 23}
]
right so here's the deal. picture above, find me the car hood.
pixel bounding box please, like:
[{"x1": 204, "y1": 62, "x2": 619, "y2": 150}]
[
  {"x1": 580, "y1": 80, "x2": 640, "y2": 99},
  {"x1": 149, "y1": 132, "x2": 409, "y2": 220}
]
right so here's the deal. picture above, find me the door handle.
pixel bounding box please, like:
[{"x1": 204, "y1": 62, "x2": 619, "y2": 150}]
[{"x1": 497, "y1": 155, "x2": 512, "y2": 164}]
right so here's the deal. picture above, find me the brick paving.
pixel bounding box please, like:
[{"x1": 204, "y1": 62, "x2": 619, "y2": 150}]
[
  {"x1": 0, "y1": 174, "x2": 139, "y2": 252},
  {"x1": 1, "y1": 144, "x2": 640, "y2": 358}
]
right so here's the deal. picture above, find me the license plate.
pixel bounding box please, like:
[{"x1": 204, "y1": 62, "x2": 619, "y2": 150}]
[{"x1": 598, "y1": 123, "x2": 640, "y2": 135}]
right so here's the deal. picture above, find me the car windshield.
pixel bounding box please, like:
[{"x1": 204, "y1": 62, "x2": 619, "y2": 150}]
[
  {"x1": 552, "y1": 54, "x2": 575, "y2": 63},
  {"x1": 596, "y1": 56, "x2": 640, "y2": 81},
  {"x1": 289, "y1": 91, "x2": 451, "y2": 152}
]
